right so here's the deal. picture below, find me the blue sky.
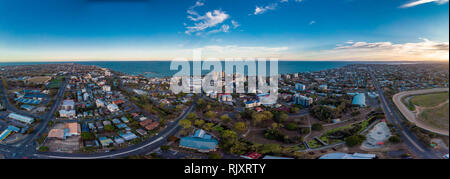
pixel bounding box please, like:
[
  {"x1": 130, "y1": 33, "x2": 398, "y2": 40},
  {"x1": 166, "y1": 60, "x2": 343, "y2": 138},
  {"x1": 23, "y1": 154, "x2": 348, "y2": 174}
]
[{"x1": 0, "y1": 0, "x2": 448, "y2": 61}]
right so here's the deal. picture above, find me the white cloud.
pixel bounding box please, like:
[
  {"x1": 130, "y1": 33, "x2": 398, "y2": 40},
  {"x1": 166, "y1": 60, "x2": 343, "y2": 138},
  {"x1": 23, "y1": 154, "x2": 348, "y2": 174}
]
[
  {"x1": 185, "y1": 10, "x2": 230, "y2": 34},
  {"x1": 254, "y1": 0, "x2": 303, "y2": 15},
  {"x1": 302, "y1": 38, "x2": 449, "y2": 61},
  {"x1": 400, "y1": 0, "x2": 449, "y2": 8},
  {"x1": 185, "y1": 1, "x2": 239, "y2": 35},
  {"x1": 207, "y1": 24, "x2": 230, "y2": 35},
  {"x1": 254, "y1": 4, "x2": 278, "y2": 15},
  {"x1": 309, "y1": 20, "x2": 316, "y2": 25},
  {"x1": 231, "y1": 20, "x2": 240, "y2": 29}
]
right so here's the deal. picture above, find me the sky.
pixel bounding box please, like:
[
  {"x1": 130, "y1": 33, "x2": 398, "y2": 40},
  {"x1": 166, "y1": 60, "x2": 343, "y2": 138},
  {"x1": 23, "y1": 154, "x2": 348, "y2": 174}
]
[{"x1": 0, "y1": 0, "x2": 448, "y2": 62}]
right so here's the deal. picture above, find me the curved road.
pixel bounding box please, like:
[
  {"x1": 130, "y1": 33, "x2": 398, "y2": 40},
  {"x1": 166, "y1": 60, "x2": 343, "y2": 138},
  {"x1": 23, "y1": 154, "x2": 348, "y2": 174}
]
[{"x1": 393, "y1": 88, "x2": 449, "y2": 136}]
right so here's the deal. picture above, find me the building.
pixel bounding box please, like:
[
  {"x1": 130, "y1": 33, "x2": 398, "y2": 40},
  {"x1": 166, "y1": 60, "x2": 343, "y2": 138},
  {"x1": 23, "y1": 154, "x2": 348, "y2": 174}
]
[
  {"x1": 218, "y1": 94, "x2": 233, "y2": 102},
  {"x1": 7, "y1": 113, "x2": 34, "y2": 124},
  {"x1": 96, "y1": 99, "x2": 105, "y2": 108},
  {"x1": 295, "y1": 83, "x2": 306, "y2": 91},
  {"x1": 245, "y1": 100, "x2": 261, "y2": 108},
  {"x1": 98, "y1": 137, "x2": 114, "y2": 147},
  {"x1": 319, "y1": 84, "x2": 328, "y2": 90},
  {"x1": 83, "y1": 93, "x2": 89, "y2": 101},
  {"x1": 294, "y1": 94, "x2": 313, "y2": 107},
  {"x1": 65, "y1": 123, "x2": 81, "y2": 136},
  {"x1": 102, "y1": 85, "x2": 111, "y2": 92},
  {"x1": 241, "y1": 152, "x2": 263, "y2": 159},
  {"x1": 59, "y1": 109, "x2": 76, "y2": 118},
  {"x1": 179, "y1": 129, "x2": 218, "y2": 152},
  {"x1": 352, "y1": 93, "x2": 366, "y2": 107},
  {"x1": 107, "y1": 103, "x2": 119, "y2": 113},
  {"x1": 0, "y1": 126, "x2": 20, "y2": 142},
  {"x1": 119, "y1": 131, "x2": 138, "y2": 141},
  {"x1": 319, "y1": 153, "x2": 376, "y2": 159},
  {"x1": 61, "y1": 100, "x2": 75, "y2": 110}
]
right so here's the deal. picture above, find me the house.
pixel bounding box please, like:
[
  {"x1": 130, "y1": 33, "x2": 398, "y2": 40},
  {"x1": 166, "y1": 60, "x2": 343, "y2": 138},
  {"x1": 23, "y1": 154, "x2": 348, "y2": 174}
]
[
  {"x1": 98, "y1": 137, "x2": 114, "y2": 147},
  {"x1": 120, "y1": 117, "x2": 129, "y2": 123},
  {"x1": 119, "y1": 132, "x2": 138, "y2": 141},
  {"x1": 136, "y1": 129, "x2": 148, "y2": 136},
  {"x1": 319, "y1": 85, "x2": 328, "y2": 90},
  {"x1": 96, "y1": 99, "x2": 105, "y2": 108},
  {"x1": 179, "y1": 129, "x2": 218, "y2": 152},
  {"x1": 102, "y1": 85, "x2": 111, "y2": 92},
  {"x1": 107, "y1": 103, "x2": 119, "y2": 113},
  {"x1": 144, "y1": 122, "x2": 159, "y2": 131}
]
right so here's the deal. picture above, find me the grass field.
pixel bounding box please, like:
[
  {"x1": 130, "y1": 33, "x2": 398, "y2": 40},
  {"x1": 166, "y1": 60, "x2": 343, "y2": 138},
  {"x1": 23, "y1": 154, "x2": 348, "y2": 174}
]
[
  {"x1": 47, "y1": 76, "x2": 64, "y2": 89},
  {"x1": 409, "y1": 92, "x2": 449, "y2": 108},
  {"x1": 419, "y1": 103, "x2": 449, "y2": 131},
  {"x1": 27, "y1": 76, "x2": 51, "y2": 84}
]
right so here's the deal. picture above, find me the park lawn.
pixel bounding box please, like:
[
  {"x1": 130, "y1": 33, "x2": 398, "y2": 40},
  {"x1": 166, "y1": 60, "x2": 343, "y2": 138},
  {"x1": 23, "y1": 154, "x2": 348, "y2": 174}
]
[
  {"x1": 419, "y1": 103, "x2": 449, "y2": 131},
  {"x1": 307, "y1": 139, "x2": 322, "y2": 149},
  {"x1": 410, "y1": 92, "x2": 449, "y2": 108},
  {"x1": 318, "y1": 116, "x2": 374, "y2": 145},
  {"x1": 47, "y1": 76, "x2": 65, "y2": 89}
]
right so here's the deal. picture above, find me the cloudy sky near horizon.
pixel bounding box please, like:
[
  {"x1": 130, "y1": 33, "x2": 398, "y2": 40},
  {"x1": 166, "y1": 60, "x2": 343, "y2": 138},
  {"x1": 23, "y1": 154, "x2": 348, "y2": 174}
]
[{"x1": 0, "y1": 0, "x2": 448, "y2": 62}]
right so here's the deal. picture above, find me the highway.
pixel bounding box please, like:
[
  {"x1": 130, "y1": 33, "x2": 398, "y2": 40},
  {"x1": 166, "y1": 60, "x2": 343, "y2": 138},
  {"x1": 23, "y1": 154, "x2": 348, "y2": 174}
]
[{"x1": 369, "y1": 67, "x2": 444, "y2": 159}]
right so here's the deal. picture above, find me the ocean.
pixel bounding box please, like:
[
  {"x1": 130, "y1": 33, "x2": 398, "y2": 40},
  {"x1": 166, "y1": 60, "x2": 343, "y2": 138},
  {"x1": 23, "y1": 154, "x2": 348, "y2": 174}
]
[{"x1": 0, "y1": 61, "x2": 415, "y2": 78}]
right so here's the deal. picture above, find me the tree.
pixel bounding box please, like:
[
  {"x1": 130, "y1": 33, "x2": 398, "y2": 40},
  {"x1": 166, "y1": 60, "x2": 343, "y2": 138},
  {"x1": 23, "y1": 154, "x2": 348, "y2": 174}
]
[
  {"x1": 81, "y1": 132, "x2": 95, "y2": 140},
  {"x1": 285, "y1": 123, "x2": 299, "y2": 131},
  {"x1": 311, "y1": 123, "x2": 323, "y2": 131},
  {"x1": 290, "y1": 107, "x2": 300, "y2": 114},
  {"x1": 205, "y1": 111, "x2": 216, "y2": 119},
  {"x1": 194, "y1": 119, "x2": 205, "y2": 127},
  {"x1": 38, "y1": 146, "x2": 50, "y2": 152},
  {"x1": 345, "y1": 135, "x2": 366, "y2": 147},
  {"x1": 220, "y1": 114, "x2": 231, "y2": 123},
  {"x1": 179, "y1": 119, "x2": 192, "y2": 129},
  {"x1": 234, "y1": 122, "x2": 247, "y2": 133},
  {"x1": 260, "y1": 144, "x2": 282, "y2": 154},
  {"x1": 160, "y1": 145, "x2": 170, "y2": 151},
  {"x1": 104, "y1": 125, "x2": 115, "y2": 132},
  {"x1": 203, "y1": 123, "x2": 215, "y2": 131},
  {"x1": 274, "y1": 112, "x2": 289, "y2": 123},
  {"x1": 208, "y1": 152, "x2": 222, "y2": 159},
  {"x1": 389, "y1": 135, "x2": 402, "y2": 144},
  {"x1": 187, "y1": 112, "x2": 198, "y2": 121}
]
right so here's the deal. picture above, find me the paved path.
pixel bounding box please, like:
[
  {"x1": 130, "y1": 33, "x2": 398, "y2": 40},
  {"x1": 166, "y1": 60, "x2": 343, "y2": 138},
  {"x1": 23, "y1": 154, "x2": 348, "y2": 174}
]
[{"x1": 392, "y1": 88, "x2": 449, "y2": 136}]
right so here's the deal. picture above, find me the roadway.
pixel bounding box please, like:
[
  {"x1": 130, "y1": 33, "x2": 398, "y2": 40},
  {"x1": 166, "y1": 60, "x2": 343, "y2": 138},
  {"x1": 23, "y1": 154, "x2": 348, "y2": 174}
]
[{"x1": 369, "y1": 67, "x2": 444, "y2": 159}]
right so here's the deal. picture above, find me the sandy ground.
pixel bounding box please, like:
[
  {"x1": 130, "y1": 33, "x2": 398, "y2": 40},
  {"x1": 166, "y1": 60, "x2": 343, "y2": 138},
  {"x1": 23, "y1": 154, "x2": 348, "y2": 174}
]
[{"x1": 393, "y1": 88, "x2": 449, "y2": 136}]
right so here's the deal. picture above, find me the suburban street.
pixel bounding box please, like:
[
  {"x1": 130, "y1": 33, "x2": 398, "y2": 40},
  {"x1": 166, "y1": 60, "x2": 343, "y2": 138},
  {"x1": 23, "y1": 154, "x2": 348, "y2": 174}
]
[{"x1": 0, "y1": 64, "x2": 198, "y2": 158}]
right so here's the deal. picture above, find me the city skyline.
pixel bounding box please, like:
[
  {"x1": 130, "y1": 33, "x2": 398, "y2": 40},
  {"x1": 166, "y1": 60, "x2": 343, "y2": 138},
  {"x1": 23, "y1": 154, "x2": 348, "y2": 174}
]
[{"x1": 0, "y1": 0, "x2": 449, "y2": 62}]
